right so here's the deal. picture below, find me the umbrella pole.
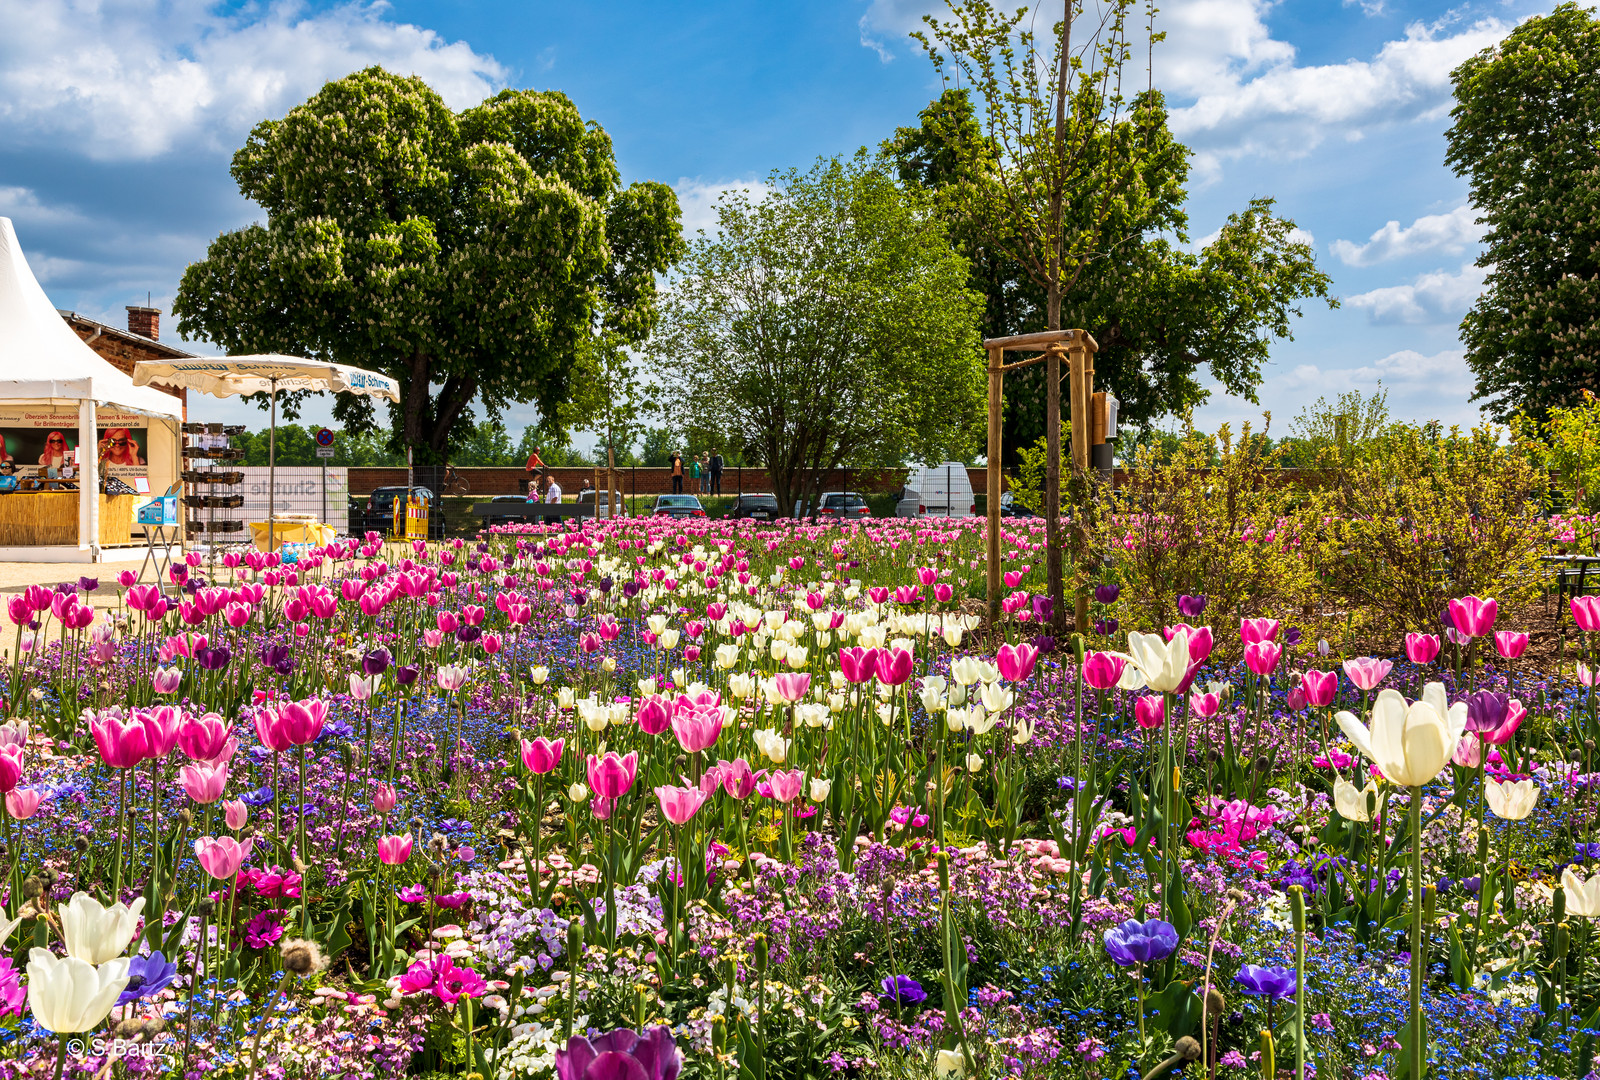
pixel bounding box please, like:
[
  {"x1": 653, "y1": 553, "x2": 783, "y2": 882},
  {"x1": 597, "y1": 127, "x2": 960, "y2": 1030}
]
[{"x1": 268, "y1": 379, "x2": 277, "y2": 554}]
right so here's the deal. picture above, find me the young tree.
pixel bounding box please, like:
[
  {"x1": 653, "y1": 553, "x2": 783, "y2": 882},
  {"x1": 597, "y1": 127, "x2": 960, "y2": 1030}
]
[
  {"x1": 650, "y1": 153, "x2": 985, "y2": 515},
  {"x1": 173, "y1": 67, "x2": 684, "y2": 460},
  {"x1": 1447, "y1": 3, "x2": 1600, "y2": 422}
]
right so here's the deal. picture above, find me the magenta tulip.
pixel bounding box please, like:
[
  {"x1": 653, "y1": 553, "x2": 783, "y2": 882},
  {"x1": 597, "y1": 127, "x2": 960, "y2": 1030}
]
[
  {"x1": 773, "y1": 673, "x2": 811, "y2": 703},
  {"x1": 1404, "y1": 633, "x2": 1441, "y2": 664},
  {"x1": 839, "y1": 646, "x2": 876, "y2": 684},
  {"x1": 1447, "y1": 595, "x2": 1498, "y2": 638},
  {"x1": 276, "y1": 699, "x2": 327, "y2": 747},
  {"x1": 223, "y1": 799, "x2": 249, "y2": 831},
  {"x1": 671, "y1": 704, "x2": 724, "y2": 754},
  {"x1": 586, "y1": 751, "x2": 639, "y2": 800},
  {"x1": 520, "y1": 737, "x2": 565, "y2": 775},
  {"x1": 767, "y1": 769, "x2": 804, "y2": 803},
  {"x1": 1493, "y1": 631, "x2": 1529, "y2": 660},
  {"x1": 636, "y1": 696, "x2": 671, "y2": 736},
  {"x1": 90, "y1": 716, "x2": 150, "y2": 770},
  {"x1": 1300, "y1": 669, "x2": 1337, "y2": 708},
  {"x1": 177, "y1": 713, "x2": 232, "y2": 762},
  {"x1": 180, "y1": 762, "x2": 228, "y2": 804},
  {"x1": 1134, "y1": 696, "x2": 1165, "y2": 730},
  {"x1": 1574, "y1": 595, "x2": 1600, "y2": 632},
  {"x1": 717, "y1": 758, "x2": 757, "y2": 799},
  {"x1": 1081, "y1": 651, "x2": 1127, "y2": 690},
  {"x1": 373, "y1": 782, "x2": 398, "y2": 813},
  {"x1": 1239, "y1": 618, "x2": 1280, "y2": 644},
  {"x1": 996, "y1": 643, "x2": 1040, "y2": 682},
  {"x1": 1243, "y1": 641, "x2": 1282, "y2": 676},
  {"x1": 875, "y1": 647, "x2": 914, "y2": 686},
  {"x1": 377, "y1": 833, "x2": 414, "y2": 865}
]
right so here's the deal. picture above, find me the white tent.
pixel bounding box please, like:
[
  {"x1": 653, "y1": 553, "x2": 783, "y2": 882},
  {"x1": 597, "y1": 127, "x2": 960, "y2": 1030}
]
[{"x1": 0, "y1": 216, "x2": 183, "y2": 561}]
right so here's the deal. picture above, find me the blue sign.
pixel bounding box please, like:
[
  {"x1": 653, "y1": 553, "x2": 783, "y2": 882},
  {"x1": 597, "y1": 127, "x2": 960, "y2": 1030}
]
[{"x1": 315, "y1": 428, "x2": 335, "y2": 447}]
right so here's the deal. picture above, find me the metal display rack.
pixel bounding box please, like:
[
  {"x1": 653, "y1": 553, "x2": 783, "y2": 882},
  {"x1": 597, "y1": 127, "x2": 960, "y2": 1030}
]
[{"x1": 180, "y1": 423, "x2": 246, "y2": 554}]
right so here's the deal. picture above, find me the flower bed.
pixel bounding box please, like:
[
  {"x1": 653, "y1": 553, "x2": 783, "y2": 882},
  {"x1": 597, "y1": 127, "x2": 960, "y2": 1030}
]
[{"x1": 0, "y1": 517, "x2": 1585, "y2": 1079}]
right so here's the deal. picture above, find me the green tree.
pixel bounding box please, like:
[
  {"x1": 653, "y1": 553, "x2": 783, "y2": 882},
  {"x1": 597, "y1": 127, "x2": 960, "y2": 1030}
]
[
  {"x1": 1447, "y1": 3, "x2": 1600, "y2": 422},
  {"x1": 173, "y1": 67, "x2": 684, "y2": 460},
  {"x1": 454, "y1": 419, "x2": 519, "y2": 466},
  {"x1": 1280, "y1": 386, "x2": 1390, "y2": 467},
  {"x1": 649, "y1": 152, "x2": 985, "y2": 514},
  {"x1": 885, "y1": 87, "x2": 1334, "y2": 458}
]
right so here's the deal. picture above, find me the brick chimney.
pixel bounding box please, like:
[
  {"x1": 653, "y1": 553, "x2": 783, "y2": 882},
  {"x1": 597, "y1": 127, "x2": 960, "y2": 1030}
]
[{"x1": 126, "y1": 306, "x2": 159, "y2": 341}]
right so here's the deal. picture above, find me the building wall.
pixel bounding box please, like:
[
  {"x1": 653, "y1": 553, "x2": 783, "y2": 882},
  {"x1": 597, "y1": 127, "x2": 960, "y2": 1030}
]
[
  {"x1": 63, "y1": 318, "x2": 188, "y2": 417},
  {"x1": 349, "y1": 465, "x2": 997, "y2": 499}
]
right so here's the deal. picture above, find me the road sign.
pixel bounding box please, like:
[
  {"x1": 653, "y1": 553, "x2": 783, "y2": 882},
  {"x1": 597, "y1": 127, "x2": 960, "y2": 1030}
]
[
  {"x1": 315, "y1": 428, "x2": 335, "y2": 447},
  {"x1": 316, "y1": 447, "x2": 334, "y2": 458}
]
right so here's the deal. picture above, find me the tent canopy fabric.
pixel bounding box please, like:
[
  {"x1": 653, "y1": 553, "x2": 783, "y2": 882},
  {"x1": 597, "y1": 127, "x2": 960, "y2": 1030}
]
[
  {"x1": 131, "y1": 356, "x2": 400, "y2": 402},
  {"x1": 0, "y1": 217, "x2": 182, "y2": 419}
]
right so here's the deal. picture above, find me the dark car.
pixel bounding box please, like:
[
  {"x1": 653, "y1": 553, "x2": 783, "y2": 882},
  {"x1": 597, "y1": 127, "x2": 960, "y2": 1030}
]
[
  {"x1": 999, "y1": 492, "x2": 1035, "y2": 518},
  {"x1": 652, "y1": 494, "x2": 706, "y2": 519},
  {"x1": 356, "y1": 486, "x2": 436, "y2": 536},
  {"x1": 811, "y1": 491, "x2": 871, "y2": 521},
  {"x1": 727, "y1": 493, "x2": 780, "y2": 521}
]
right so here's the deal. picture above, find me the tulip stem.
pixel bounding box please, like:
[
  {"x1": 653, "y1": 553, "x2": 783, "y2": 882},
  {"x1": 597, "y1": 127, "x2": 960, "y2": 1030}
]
[
  {"x1": 52, "y1": 1032, "x2": 66, "y2": 1080},
  {"x1": 1409, "y1": 785, "x2": 1426, "y2": 1080}
]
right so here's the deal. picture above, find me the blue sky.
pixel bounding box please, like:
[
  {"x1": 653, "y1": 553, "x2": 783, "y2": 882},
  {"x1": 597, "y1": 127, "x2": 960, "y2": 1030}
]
[{"x1": 0, "y1": 0, "x2": 1555, "y2": 441}]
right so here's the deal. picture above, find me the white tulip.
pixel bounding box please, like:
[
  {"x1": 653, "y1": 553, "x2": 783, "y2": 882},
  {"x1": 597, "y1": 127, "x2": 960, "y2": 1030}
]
[
  {"x1": 25, "y1": 951, "x2": 128, "y2": 1033},
  {"x1": 1011, "y1": 718, "x2": 1035, "y2": 745},
  {"x1": 637, "y1": 677, "x2": 659, "y2": 697},
  {"x1": 568, "y1": 782, "x2": 589, "y2": 803},
  {"x1": 1563, "y1": 866, "x2": 1600, "y2": 918},
  {"x1": 979, "y1": 683, "x2": 1014, "y2": 714},
  {"x1": 785, "y1": 646, "x2": 810, "y2": 670},
  {"x1": 965, "y1": 753, "x2": 983, "y2": 773},
  {"x1": 935, "y1": 1049, "x2": 968, "y2": 1078},
  {"x1": 715, "y1": 644, "x2": 740, "y2": 670},
  {"x1": 728, "y1": 673, "x2": 756, "y2": 700},
  {"x1": 530, "y1": 666, "x2": 550, "y2": 685},
  {"x1": 59, "y1": 892, "x2": 145, "y2": 965},
  {"x1": 809, "y1": 778, "x2": 832, "y2": 802},
  {"x1": 950, "y1": 657, "x2": 983, "y2": 686},
  {"x1": 1123, "y1": 632, "x2": 1191, "y2": 694},
  {"x1": 1332, "y1": 775, "x2": 1384, "y2": 822},
  {"x1": 753, "y1": 728, "x2": 790, "y2": 764},
  {"x1": 1485, "y1": 777, "x2": 1539, "y2": 821},
  {"x1": 1336, "y1": 684, "x2": 1464, "y2": 787}
]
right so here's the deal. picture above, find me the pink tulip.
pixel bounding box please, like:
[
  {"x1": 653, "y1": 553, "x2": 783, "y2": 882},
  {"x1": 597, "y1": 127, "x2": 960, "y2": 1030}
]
[
  {"x1": 1447, "y1": 595, "x2": 1497, "y2": 638},
  {"x1": 1493, "y1": 631, "x2": 1528, "y2": 660},
  {"x1": 767, "y1": 769, "x2": 804, "y2": 803},
  {"x1": 586, "y1": 751, "x2": 639, "y2": 800},
  {"x1": 1188, "y1": 690, "x2": 1220, "y2": 717},
  {"x1": 1574, "y1": 595, "x2": 1600, "y2": 632},
  {"x1": 839, "y1": 647, "x2": 877, "y2": 684},
  {"x1": 372, "y1": 783, "x2": 398, "y2": 813},
  {"x1": 718, "y1": 758, "x2": 757, "y2": 799},
  {"x1": 252, "y1": 707, "x2": 294, "y2": 753},
  {"x1": 773, "y1": 673, "x2": 811, "y2": 703},
  {"x1": 671, "y1": 703, "x2": 724, "y2": 754},
  {"x1": 377, "y1": 833, "x2": 414, "y2": 865},
  {"x1": 177, "y1": 713, "x2": 232, "y2": 761},
  {"x1": 194, "y1": 835, "x2": 254, "y2": 880},
  {"x1": 1404, "y1": 633, "x2": 1441, "y2": 664},
  {"x1": 436, "y1": 665, "x2": 469, "y2": 692},
  {"x1": 1134, "y1": 696, "x2": 1165, "y2": 730},
  {"x1": 1243, "y1": 641, "x2": 1281, "y2": 676},
  {"x1": 1300, "y1": 669, "x2": 1337, "y2": 708},
  {"x1": 223, "y1": 799, "x2": 249, "y2": 830},
  {"x1": 996, "y1": 643, "x2": 1040, "y2": 682},
  {"x1": 90, "y1": 716, "x2": 150, "y2": 770},
  {"x1": 276, "y1": 699, "x2": 327, "y2": 746},
  {"x1": 481, "y1": 632, "x2": 503, "y2": 655},
  {"x1": 1452, "y1": 735, "x2": 1481, "y2": 769},
  {"x1": 1342, "y1": 657, "x2": 1392, "y2": 691},
  {"x1": 4, "y1": 787, "x2": 40, "y2": 820},
  {"x1": 180, "y1": 762, "x2": 228, "y2": 804},
  {"x1": 875, "y1": 647, "x2": 914, "y2": 686},
  {"x1": 520, "y1": 737, "x2": 564, "y2": 774},
  {"x1": 1081, "y1": 651, "x2": 1126, "y2": 690},
  {"x1": 578, "y1": 632, "x2": 603, "y2": 654},
  {"x1": 151, "y1": 667, "x2": 182, "y2": 695},
  {"x1": 224, "y1": 602, "x2": 253, "y2": 628},
  {"x1": 636, "y1": 695, "x2": 671, "y2": 735},
  {"x1": 422, "y1": 628, "x2": 445, "y2": 648},
  {"x1": 1239, "y1": 618, "x2": 1280, "y2": 644},
  {"x1": 1163, "y1": 623, "x2": 1214, "y2": 664},
  {"x1": 655, "y1": 784, "x2": 710, "y2": 825}
]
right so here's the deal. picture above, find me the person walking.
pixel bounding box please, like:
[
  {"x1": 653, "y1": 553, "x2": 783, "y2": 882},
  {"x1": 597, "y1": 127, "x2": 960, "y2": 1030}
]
[
  {"x1": 708, "y1": 449, "x2": 724, "y2": 496},
  {"x1": 544, "y1": 474, "x2": 562, "y2": 526},
  {"x1": 692, "y1": 454, "x2": 705, "y2": 494},
  {"x1": 670, "y1": 453, "x2": 684, "y2": 494}
]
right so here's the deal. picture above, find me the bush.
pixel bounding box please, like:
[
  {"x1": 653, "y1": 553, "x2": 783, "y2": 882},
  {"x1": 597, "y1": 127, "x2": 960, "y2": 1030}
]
[
  {"x1": 1311, "y1": 422, "x2": 1548, "y2": 643},
  {"x1": 1093, "y1": 421, "x2": 1316, "y2": 638}
]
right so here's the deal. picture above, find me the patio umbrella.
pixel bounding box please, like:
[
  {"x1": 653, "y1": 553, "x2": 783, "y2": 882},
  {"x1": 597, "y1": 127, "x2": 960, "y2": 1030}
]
[{"x1": 131, "y1": 355, "x2": 400, "y2": 549}]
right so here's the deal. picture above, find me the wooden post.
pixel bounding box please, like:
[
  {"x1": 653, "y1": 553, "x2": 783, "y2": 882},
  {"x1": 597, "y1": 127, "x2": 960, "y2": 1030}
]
[
  {"x1": 986, "y1": 345, "x2": 1004, "y2": 624},
  {"x1": 1068, "y1": 345, "x2": 1089, "y2": 633},
  {"x1": 1045, "y1": 344, "x2": 1064, "y2": 637}
]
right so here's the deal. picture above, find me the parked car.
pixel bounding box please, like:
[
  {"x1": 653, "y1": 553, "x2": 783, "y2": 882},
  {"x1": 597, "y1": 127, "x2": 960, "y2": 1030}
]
[
  {"x1": 727, "y1": 493, "x2": 781, "y2": 521},
  {"x1": 576, "y1": 488, "x2": 621, "y2": 518},
  {"x1": 355, "y1": 486, "x2": 435, "y2": 535},
  {"x1": 999, "y1": 491, "x2": 1034, "y2": 518},
  {"x1": 807, "y1": 491, "x2": 871, "y2": 521},
  {"x1": 652, "y1": 494, "x2": 706, "y2": 519},
  {"x1": 898, "y1": 463, "x2": 975, "y2": 518}
]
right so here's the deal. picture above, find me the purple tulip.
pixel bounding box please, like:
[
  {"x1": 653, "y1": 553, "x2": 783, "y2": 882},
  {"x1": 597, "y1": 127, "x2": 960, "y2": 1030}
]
[
  {"x1": 1103, "y1": 918, "x2": 1179, "y2": 967},
  {"x1": 1094, "y1": 584, "x2": 1121, "y2": 605},
  {"x1": 1032, "y1": 595, "x2": 1054, "y2": 623},
  {"x1": 1235, "y1": 964, "x2": 1297, "y2": 1000},
  {"x1": 362, "y1": 648, "x2": 392, "y2": 677},
  {"x1": 1177, "y1": 594, "x2": 1207, "y2": 619},
  {"x1": 1463, "y1": 690, "x2": 1509, "y2": 734},
  {"x1": 1093, "y1": 618, "x2": 1119, "y2": 637},
  {"x1": 395, "y1": 664, "x2": 420, "y2": 687},
  {"x1": 555, "y1": 1026, "x2": 681, "y2": 1080}
]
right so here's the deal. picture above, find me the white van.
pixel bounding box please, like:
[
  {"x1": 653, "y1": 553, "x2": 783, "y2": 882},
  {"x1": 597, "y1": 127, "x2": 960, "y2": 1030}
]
[{"x1": 896, "y1": 463, "x2": 976, "y2": 518}]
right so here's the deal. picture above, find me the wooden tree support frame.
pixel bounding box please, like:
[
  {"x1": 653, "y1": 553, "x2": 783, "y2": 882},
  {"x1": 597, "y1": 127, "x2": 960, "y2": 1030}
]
[{"x1": 984, "y1": 328, "x2": 1099, "y2": 628}]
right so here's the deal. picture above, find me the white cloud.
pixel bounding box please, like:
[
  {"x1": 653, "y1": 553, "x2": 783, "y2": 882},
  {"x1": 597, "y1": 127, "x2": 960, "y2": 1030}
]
[
  {"x1": 0, "y1": 0, "x2": 505, "y2": 161},
  {"x1": 1171, "y1": 17, "x2": 1510, "y2": 171},
  {"x1": 1331, "y1": 204, "x2": 1482, "y2": 266},
  {"x1": 674, "y1": 178, "x2": 774, "y2": 238},
  {"x1": 0, "y1": 186, "x2": 86, "y2": 227},
  {"x1": 1345, "y1": 261, "x2": 1486, "y2": 325}
]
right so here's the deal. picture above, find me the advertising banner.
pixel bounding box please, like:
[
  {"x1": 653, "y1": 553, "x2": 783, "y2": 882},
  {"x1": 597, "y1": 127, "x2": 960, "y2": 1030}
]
[{"x1": 0, "y1": 406, "x2": 151, "y2": 485}]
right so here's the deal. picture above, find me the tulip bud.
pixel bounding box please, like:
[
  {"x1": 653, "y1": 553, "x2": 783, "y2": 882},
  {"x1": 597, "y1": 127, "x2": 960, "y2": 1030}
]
[
  {"x1": 1476, "y1": 826, "x2": 1490, "y2": 865},
  {"x1": 1422, "y1": 883, "x2": 1436, "y2": 926},
  {"x1": 753, "y1": 933, "x2": 769, "y2": 973},
  {"x1": 1259, "y1": 1029, "x2": 1275, "y2": 1080},
  {"x1": 1070, "y1": 633, "x2": 1086, "y2": 664},
  {"x1": 1288, "y1": 885, "x2": 1306, "y2": 935},
  {"x1": 566, "y1": 918, "x2": 583, "y2": 963},
  {"x1": 1554, "y1": 884, "x2": 1567, "y2": 926},
  {"x1": 936, "y1": 851, "x2": 950, "y2": 893}
]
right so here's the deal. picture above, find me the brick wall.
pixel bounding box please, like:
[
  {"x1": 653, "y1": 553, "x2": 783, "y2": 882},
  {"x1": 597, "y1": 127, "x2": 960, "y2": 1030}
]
[{"x1": 349, "y1": 465, "x2": 997, "y2": 499}]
